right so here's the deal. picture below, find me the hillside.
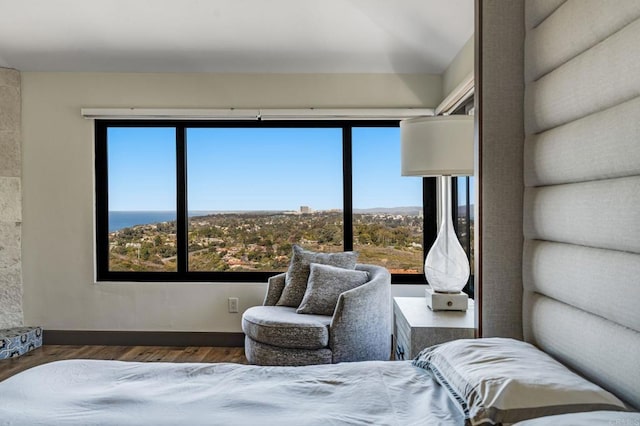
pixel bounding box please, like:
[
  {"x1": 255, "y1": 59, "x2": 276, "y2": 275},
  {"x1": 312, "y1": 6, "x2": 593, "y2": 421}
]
[{"x1": 108, "y1": 211, "x2": 425, "y2": 273}]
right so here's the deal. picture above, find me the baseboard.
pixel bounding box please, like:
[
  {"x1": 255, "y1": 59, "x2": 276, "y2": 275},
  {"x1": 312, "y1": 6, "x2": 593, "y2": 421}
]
[{"x1": 43, "y1": 330, "x2": 245, "y2": 347}]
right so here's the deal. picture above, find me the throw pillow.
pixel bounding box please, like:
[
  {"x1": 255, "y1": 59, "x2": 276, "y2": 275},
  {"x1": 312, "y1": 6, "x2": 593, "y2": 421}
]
[
  {"x1": 276, "y1": 245, "x2": 358, "y2": 307},
  {"x1": 297, "y1": 263, "x2": 370, "y2": 316}
]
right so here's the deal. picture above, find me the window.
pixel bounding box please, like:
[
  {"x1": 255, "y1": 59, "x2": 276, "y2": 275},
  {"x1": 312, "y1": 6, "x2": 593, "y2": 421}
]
[
  {"x1": 352, "y1": 128, "x2": 426, "y2": 274},
  {"x1": 453, "y1": 176, "x2": 475, "y2": 297},
  {"x1": 95, "y1": 120, "x2": 456, "y2": 284},
  {"x1": 186, "y1": 127, "x2": 343, "y2": 272},
  {"x1": 105, "y1": 127, "x2": 178, "y2": 272}
]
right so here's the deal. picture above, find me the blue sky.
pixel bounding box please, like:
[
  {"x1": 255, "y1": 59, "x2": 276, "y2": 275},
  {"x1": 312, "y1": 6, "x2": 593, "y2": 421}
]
[
  {"x1": 107, "y1": 126, "x2": 427, "y2": 212},
  {"x1": 108, "y1": 127, "x2": 177, "y2": 211}
]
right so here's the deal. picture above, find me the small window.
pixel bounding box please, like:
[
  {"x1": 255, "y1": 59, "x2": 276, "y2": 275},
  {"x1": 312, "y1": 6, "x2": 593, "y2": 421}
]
[{"x1": 106, "y1": 127, "x2": 177, "y2": 272}]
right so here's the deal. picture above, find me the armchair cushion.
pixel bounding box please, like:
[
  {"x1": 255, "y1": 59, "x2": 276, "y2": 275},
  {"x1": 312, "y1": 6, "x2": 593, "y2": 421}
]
[
  {"x1": 297, "y1": 263, "x2": 370, "y2": 316},
  {"x1": 242, "y1": 306, "x2": 332, "y2": 350},
  {"x1": 276, "y1": 245, "x2": 358, "y2": 308},
  {"x1": 244, "y1": 337, "x2": 332, "y2": 366}
]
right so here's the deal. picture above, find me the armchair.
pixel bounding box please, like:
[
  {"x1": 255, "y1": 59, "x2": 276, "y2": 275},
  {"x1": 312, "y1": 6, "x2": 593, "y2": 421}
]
[{"x1": 242, "y1": 264, "x2": 391, "y2": 366}]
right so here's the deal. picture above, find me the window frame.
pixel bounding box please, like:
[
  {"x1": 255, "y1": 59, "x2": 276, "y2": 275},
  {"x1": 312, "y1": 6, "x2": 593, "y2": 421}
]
[
  {"x1": 452, "y1": 176, "x2": 474, "y2": 298},
  {"x1": 95, "y1": 119, "x2": 437, "y2": 284}
]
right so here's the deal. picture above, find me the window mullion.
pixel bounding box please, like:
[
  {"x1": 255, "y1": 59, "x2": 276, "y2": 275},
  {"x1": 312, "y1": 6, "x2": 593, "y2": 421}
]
[
  {"x1": 176, "y1": 126, "x2": 188, "y2": 275},
  {"x1": 451, "y1": 176, "x2": 459, "y2": 235},
  {"x1": 465, "y1": 177, "x2": 471, "y2": 257},
  {"x1": 342, "y1": 126, "x2": 353, "y2": 251}
]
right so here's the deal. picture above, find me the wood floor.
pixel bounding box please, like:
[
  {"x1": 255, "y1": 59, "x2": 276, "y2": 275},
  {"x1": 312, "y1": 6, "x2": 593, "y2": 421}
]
[{"x1": 0, "y1": 345, "x2": 247, "y2": 382}]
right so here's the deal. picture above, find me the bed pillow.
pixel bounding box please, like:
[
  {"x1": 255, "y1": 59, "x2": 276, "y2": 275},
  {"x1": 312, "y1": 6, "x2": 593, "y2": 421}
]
[
  {"x1": 412, "y1": 337, "x2": 627, "y2": 425},
  {"x1": 513, "y1": 411, "x2": 640, "y2": 425},
  {"x1": 276, "y1": 245, "x2": 358, "y2": 307},
  {"x1": 296, "y1": 263, "x2": 369, "y2": 316}
]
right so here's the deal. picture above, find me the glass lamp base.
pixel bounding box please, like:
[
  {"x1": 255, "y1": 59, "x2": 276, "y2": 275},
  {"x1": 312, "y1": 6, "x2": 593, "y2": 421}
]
[{"x1": 424, "y1": 176, "x2": 470, "y2": 293}]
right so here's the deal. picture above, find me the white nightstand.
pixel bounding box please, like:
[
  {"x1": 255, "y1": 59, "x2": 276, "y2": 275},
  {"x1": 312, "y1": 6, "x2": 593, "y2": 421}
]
[{"x1": 393, "y1": 296, "x2": 475, "y2": 360}]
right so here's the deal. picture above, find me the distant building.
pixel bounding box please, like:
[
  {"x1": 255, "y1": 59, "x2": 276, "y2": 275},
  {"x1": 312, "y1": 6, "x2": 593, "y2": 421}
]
[{"x1": 300, "y1": 206, "x2": 312, "y2": 214}]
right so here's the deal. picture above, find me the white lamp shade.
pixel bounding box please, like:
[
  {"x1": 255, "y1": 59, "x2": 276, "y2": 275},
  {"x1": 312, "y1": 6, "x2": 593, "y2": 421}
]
[{"x1": 400, "y1": 115, "x2": 474, "y2": 176}]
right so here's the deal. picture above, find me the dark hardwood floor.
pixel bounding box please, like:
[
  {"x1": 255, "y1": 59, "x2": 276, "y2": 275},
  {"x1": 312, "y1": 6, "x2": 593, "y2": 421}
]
[{"x1": 0, "y1": 345, "x2": 247, "y2": 382}]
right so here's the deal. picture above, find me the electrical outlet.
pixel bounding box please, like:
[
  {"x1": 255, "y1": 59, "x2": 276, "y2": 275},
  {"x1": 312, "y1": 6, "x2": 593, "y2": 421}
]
[{"x1": 228, "y1": 297, "x2": 239, "y2": 313}]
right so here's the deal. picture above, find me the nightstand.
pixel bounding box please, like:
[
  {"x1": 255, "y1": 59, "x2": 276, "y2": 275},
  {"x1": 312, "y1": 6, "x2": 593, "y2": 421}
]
[{"x1": 393, "y1": 296, "x2": 475, "y2": 360}]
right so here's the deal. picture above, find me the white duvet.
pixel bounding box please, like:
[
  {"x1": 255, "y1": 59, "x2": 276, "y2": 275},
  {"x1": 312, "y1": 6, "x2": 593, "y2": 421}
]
[{"x1": 0, "y1": 359, "x2": 463, "y2": 425}]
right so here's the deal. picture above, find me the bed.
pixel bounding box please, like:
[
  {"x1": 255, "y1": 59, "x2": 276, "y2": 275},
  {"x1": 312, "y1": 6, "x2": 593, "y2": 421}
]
[
  {"x1": 0, "y1": 359, "x2": 463, "y2": 425},
  {"x1": 0, "y1": 337, "x2": 634, "y2": 426}
]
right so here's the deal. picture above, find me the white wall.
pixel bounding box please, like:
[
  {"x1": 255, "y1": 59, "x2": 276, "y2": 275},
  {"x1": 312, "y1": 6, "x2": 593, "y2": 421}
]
[{"x1": 21, "y1": 72, "x2": 440, "y2": 332}]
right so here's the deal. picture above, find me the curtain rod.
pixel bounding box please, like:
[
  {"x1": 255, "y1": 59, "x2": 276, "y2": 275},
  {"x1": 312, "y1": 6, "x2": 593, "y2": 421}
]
[{"x1": 80, "y1": 108, "x2": 435, "y2": 120}]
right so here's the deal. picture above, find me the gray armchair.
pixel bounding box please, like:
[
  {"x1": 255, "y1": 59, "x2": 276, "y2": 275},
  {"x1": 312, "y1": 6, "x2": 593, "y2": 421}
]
[{"x1": 242, "y1": 264, "x2": 391, "y2": 366}]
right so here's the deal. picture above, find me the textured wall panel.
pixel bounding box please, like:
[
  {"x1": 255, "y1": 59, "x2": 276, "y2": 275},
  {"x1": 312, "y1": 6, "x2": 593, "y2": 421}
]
[
  {"x1": 479, "y1": 0, "x2": 525, "y2": 339},
  {"x1": 0, "y1": 88, "x2": 20, "y2": 132},
  {"x1": 525, "y1": 18, "x2": 640, "y2": 135},
  {"x1": 0, "y1": 223, "x2": 20, "y2": 270},
  {"x1": 524, "y1": 0, "x2": 566, "y2": 30},
  {"x1": 525, "y1": 0, "x2": 640, "y2": 83},
  {"x1": 0, "y1": 67, "x2": 23, "y2": 329},
  {"x1": 523, "y1": 240, "x2": 640, "y2": 331},
  {"x1": 523, "y1": 293, "x2": 640, "y2": 409},
  {"x1": 524, "y1": 96, "x2": 640, "y2": 187},
  {"x1": 524, "y1": 176, "x2": 640, "y2": 253},
  {"x1": 0, "y1": 178, "x2": 21, "y2": 223},
  {"x1": 0, "y1": 130, "x2": 21, "y2": 178}
]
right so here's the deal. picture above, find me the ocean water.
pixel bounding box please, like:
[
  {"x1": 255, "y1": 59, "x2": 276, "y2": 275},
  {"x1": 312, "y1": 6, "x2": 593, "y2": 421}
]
[
  {"x1": 109, "y1": 211, "x2": 226, "y2": 232},
  {"x1": 109, "y1": 211, "x2": 177, "y2": 232}
]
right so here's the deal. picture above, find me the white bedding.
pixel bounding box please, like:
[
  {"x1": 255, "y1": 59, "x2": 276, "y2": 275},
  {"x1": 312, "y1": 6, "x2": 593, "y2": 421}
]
[{"x1": 0, "y1": 359, "x2": 463, "y2": 425}]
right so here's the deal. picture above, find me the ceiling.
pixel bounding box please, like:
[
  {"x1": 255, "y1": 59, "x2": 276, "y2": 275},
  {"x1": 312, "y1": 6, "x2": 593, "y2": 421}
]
[{"x1": 0, "y1": 0, "x2": 474, "y2": 74}]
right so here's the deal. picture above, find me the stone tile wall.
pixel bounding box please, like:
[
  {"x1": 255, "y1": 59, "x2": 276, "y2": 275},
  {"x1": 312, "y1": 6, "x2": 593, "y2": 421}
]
[{"x1": 0, "y1": 68, "x2": 23, "y2": 328}]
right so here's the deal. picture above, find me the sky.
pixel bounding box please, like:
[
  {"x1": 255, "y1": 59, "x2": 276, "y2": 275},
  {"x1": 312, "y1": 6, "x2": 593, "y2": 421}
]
[{"x1": 107, "y1": 126, "x2": 441, "y2": 212}]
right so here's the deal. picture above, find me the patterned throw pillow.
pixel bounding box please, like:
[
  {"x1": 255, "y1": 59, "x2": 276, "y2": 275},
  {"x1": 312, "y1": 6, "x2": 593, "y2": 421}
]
[
  {"x1": 276, "y1": 245, "x2": 358, "y2": 308},
  {"x1": 296, "y1": 263, "x2": 370, "y2": 316}
]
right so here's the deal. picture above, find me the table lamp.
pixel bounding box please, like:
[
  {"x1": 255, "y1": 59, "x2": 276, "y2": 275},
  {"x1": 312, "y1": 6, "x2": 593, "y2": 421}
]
[{"x1": 400, "y1": 115, "x2": 474, "y2": 311}]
